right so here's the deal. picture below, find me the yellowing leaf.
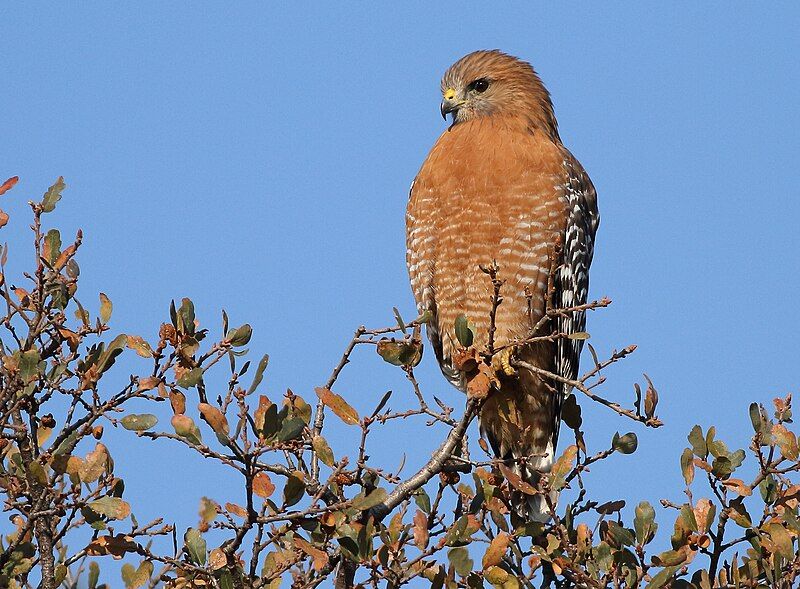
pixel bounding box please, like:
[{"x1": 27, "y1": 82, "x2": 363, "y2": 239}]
[
  {"x1": 312, "y1": 435, "x2": 335, "y2": 467},
  {"x1": 171, "y1": 414, "x2": 202, "y2": 445},
  {"x1": 126, "y1": 335, "x2": 153, "y2": 358},
  {"x1": 549, "y1": 445, "x2": 578, "y2": 491},
  {"x1": 99, "y1": 292, "x2": 112, "y2": 324},
  {"x1": 89, "y1": 497, "x2": 131, "y2": 520},
  {"x1": 315, "y1": 387, "x2": 359, "y2": 426},
  {"x1": 121, "y1": 560, "x2": 153, "y2": 589}
]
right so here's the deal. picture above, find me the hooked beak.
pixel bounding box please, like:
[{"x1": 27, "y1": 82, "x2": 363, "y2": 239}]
[{"x1": 440, "y1": 87, "x2": 463, "y2": 120}]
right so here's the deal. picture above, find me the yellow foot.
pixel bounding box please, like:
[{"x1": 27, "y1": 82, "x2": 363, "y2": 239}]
[{"x1": 491, "y1": 347, "x2": 516, "y2": 377}]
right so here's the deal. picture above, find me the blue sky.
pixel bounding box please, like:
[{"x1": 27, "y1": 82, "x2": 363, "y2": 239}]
[{"x1": 2, "y1": 2, "x2": 799, "y2": 582}]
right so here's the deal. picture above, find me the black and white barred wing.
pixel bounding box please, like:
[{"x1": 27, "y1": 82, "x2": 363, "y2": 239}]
[{"x1": 553, "y1": 153, "x2": 600, "y2": 433}]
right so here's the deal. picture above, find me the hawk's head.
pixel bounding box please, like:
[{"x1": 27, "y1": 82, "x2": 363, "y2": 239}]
[{"x1": 439, "y1": 50, "x2": 558, "y2": 137}]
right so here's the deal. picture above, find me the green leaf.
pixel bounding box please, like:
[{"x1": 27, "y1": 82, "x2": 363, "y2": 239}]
[
  {"x1": 247, "y1": 354, "x2": 269, "y2": 395},
  {"x1": 283, "y1": 472, "x2": 306, "y2": 507},
  {"x1": 688, "y1": 425, "x2": 706, "y2": 457},
  {"x1": 711, "y1": 455, "x2": 732, "y2": 478},
  {"x1": 19, "y1": 349, "x2": 42, "y2": 382},
  {"x1": 728, "y1": 498, "x2": 752, "y2": 528},
  {"x1": 352, "y1": 488, "x2": 387, "y2": 511},
  {"x1": 680, "y1": 448, "x2": 694, "y2": 486},
  {"x1": 612, "y1": 431, "x2": 638, "y2": 454},
  {"x1": 121, "y1": 414, "x2": 158, "y2": 432},
  {"x1": 447, "y1": 546, "x2": 473, "y2": 577},
  {"x1": 177, "y1": 298, "x2": 195, "y2": 335},
  {"x1": 646, "y1": 566, "x2": 678, "y2": 589},
  {"x1": 749, "y1": 402, "x2": 764, "y2": 433},
  {"x1": 414, "y1": 489, "x2": 431, "y2": 514},
  {"x1": 561, "y1": 394, "x2": 582, "y2": 431},
  {"x1": 88, "y1": 497, "x2": 131, "y2": 520},
  {"x1": 42, "y1": 176, "x2": 66, "y2": 213},
  {"x1": 88, "y1": 561, "x2": 100, "y2": 589},
  {"x1": 454, "y1": 314, "x2": 474, "y2": 347},
  {"x1": 607, "y1": 521, "x2": 635, "y2": 547},
  {"x1": 276, "y1": 416, "x2": 305, "y2": 442},
  {"x1": 121, "y1": 560, "x2": 153, "y2": 589},
  {"x1": 393, "y1": 306, "x2": 407, "y2": 333},
  {"x1": 44, "y1": 229, "x2": 61, "y2": 266},
  {"x1": 177, "y1": 367, "x2": 203, "y2": 388},
  {"x1": 634, "y1": 501, "x2": 657, "y2": 545},
  {"x1": 184, "y1": 528, "x2": 207, "y2": 566},
  {"x1": 227, "y1": 324, "x2": 252, "y2": 347}
]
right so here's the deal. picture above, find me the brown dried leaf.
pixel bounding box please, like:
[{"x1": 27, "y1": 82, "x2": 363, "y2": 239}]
[
  {"x1": 467, "y1": 363, "x2": 495, "y2": 399},
  {"x1": 0, "y1": 176, "x2": 18, "y2": 196},
  {"x1": 58, "y1": 328, "x2": 80, "y2": 352},
  {"x1": 413, "y1": 509, "x2": 429, "y2": 549},
  {"x1": 225, "y1": 502, "x2": 248, "y2": 518},
  {"x1": 482, "y1": 532, "x2": 511, "y2": 569},
  {"x1": 772, "y1": 424, "x2": 799, "y2": 460},
  {"x1": 314, "y1": 387, "x2": 359, "y2": 426},
  {"x1": 84, "y1": 534, "x2": 138, "y2": 559},
  {"x1": 451, "y1": 347, "x2": 479, "y2": 372},
  {"x1": 722, "y1": 478, "x2": 752, "y2": 497},
  {"x1": 198, "y1": 403, "x2": 229, "y2": 436},
  {"x1": 498, "y1": 464, "x2": 537, "y2": 495},
  {"x1": 138, "y1": 376, "x2": 160, "y2": 392},
  {"x1": 208, "y1": 548, "x2": 227, "y2": 570},
  {"x1": 79, "y1": 443, "x2": 109, "y2": 483},
  {"x1": 294, "y1": 537, "x2": 329, "y2": 572},
  {"x1": 253, "y1": 472, "x2": 275, "y2": 499},
  {"x1": 693, "y1": 498, "x2": 716, "y2": 534},
  {"x1": 169, "y1": 390, "x2": 186, "y2": 415}
]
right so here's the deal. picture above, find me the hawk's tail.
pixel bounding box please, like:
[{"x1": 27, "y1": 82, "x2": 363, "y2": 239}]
[
  {"x1": 479, "y1": 366, "x2": 562, "y2": 525},
  {"x1": 507, "y1": 447, "x2": 556, "y2": 525}
]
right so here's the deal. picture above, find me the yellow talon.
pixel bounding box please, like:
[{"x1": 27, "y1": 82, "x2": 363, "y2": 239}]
[{"x1": 492, "y1": 347, "x2": 516, "y2": 377}]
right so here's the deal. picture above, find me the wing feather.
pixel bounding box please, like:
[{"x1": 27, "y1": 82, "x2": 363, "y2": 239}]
[{"x1": 552, "y1": 152, "x2": 599, "y2": 440}]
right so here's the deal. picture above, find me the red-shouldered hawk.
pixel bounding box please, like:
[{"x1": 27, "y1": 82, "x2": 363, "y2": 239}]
[{"x1": 406, "y1": 50, "x2": 599, "y2": 521}]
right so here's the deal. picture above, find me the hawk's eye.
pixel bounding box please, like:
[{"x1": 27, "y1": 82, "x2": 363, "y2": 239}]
[{"x1": 471, "y1": 79, "x2": 489, "y2": 93}]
